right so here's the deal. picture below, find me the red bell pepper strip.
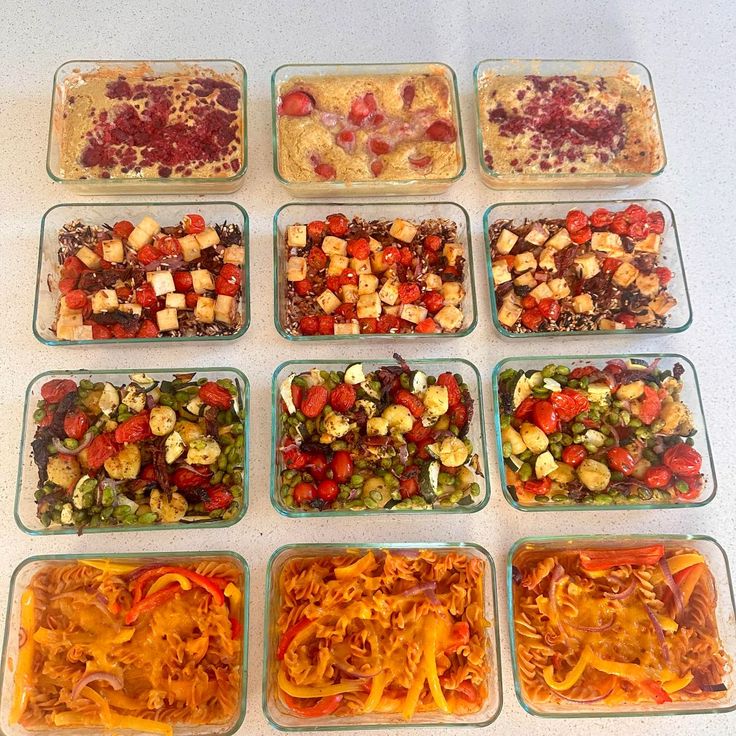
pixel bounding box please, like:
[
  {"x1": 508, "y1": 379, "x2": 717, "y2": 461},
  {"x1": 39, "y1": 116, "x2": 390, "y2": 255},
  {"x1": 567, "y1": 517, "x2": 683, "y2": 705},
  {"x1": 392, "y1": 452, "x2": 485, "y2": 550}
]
[
  {"x1": 641, "y1": 678, "x2": 672, "y2": 704},
  {"x1": 579, "y1": 545, "x2": 665, "y2": 572},
  {"x1": 281, "y1": 692, "x2": 343, "y2": 717},
  {"x1": 124, "y1": 584, "x2": 180, "y2": 625},
  {"x1": 444, "y1": 621, "x2": 470, "y2": 653},
  {"x1": 130, "y1": 566, "x2": 225, "y2": 606},
  {"x1": 277, "y1": 617, "x2": 311, "y2": 660},
  {"x1": 230, "y1": 617, "x2": 243, "y2": 640}
]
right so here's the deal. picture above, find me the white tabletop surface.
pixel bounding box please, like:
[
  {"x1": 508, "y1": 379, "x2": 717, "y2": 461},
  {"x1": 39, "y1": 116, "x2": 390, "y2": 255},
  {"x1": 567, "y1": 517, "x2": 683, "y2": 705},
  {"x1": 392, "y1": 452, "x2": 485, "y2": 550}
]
[{"x1": 1, "y1": 0, "x2": 735, "y2": 734}]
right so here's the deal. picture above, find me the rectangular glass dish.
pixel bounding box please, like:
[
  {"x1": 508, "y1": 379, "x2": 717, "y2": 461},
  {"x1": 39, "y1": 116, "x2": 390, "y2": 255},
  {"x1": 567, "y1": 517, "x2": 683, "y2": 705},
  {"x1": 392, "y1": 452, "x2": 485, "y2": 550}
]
[
  {"x1": 484, "y1": 199, "x2": 691, "y2": 338},
  {"x1": 270, "y1": 358, "x2": 490, "y2": 516},
  {"x1": 492, "y1": 353, "x2": 716, "y2": 511},
  {"x1": 16, "y1": 367, "x2": 249, "y2": 535},
  {"x1": 508, "y1": 535, "x2": 736, "y2": 718},
  {"x1": 47, "y1": 59, "x2": 247, "y2": 194},
  {"x1": 0, "y1": 551, "x2": 249, "y2": 735},
  {"x1": 263, "y1": 542, "x2": 502, "y2": 730},
  {"x1": 474, "y1": 59, "x2": 666, "y2": 189},
  {"x1": 273, "y1": 201, "x2": 477, "y2": 340},
  {"x1": 34, "y1": 201, "x2": 250, "y2": 346},
  {"x1": 271, "y1": 62, "x2": 466, "y2": 196}
]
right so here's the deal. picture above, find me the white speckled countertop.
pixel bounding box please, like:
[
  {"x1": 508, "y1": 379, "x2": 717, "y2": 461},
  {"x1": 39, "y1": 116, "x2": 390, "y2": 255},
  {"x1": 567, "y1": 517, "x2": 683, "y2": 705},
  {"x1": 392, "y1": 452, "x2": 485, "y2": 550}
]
[{"x1": 1, "y1": 1, "x2": 735, "y2": 734}]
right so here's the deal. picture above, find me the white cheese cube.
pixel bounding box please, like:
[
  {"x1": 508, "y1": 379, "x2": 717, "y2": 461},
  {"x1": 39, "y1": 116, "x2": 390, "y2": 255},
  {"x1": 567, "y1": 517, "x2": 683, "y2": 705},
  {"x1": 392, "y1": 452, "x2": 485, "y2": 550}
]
[
  {"x1": 389, "y1": 218, "x2": 417, "y2": 243},
  {"x1": 424, "y1": 273, "x2": 442, "y2": 291},
  {"x1": 441, "y1": 282, "x2": 464, "y2": 306},
  {"x1": 287, "y1": 224, "x2": 307, "y2": 247},
  {"x1": 76, "y1": 246, "x2": 101, "y2": 270},
  {"x1": 650, "y1": 293, "x2": 676, "y2": 317},
  {"x1": 634, "y1": 233, "x2": 661, "y2": 254},
  {"x1": 59, "y1": 296, "x2": 82, "y2": 317},
  {"x1": 368, "y1": 237, "x2": 383, "y2": 253},
  {"x1": 223, "y1": 245, "x2": 245, "y2": 264},
  {"x1": 575, "y1": 253, "x2": 601, "y2": 280},
  {"x1": 383, "y1": 305, "x2": 400, "y2": 316},
  {"x1": 400, "y1": 304, "x2": 428, "y2": 324},
  {"x1": 514, "y1": 251, "x2": 537, "y2": 273},
  {"x1": 118, "y1": 303, "x2": 143, "y2": 317},
  {"x1": 316, "y1": 290, "x2": 341, "y2": 314},
  {"x1": 378, "y1": 279, "x2": 400, "y2": 305},
  {"x1": 491, "y1": 260, "x2": 511, "y2": 286},
  {"x1": 327, "y1": 254, "x2": 350, "y2": 277},
  {"x1": 101, "y1": 238, "x2": 124, "y2": 263},
  {"x1": 350, "y1": 258, "x2": 371, "y2": 274},
  {"x1": 156, "y1": 307, "x2": 179, "y2": 331},
  {"x1": 443, "y1": 243, "x2": 463, "y2": 266},
  {"x1": 370, "y1": 251, "x2": 390, "y2": 274},
  {"x1": 525, "y1": 222, "x2": 549, "y2": 245},
  {"x1": 514, "y1": 272, "x2": 537, "y2": 288},
  {"x1": 572, "y1": 293, "x2": 594, "y2": 314},
  {"x1": 498, "y1": 297, "x2": 522, "y2": 327},
  {"x1": 91, "y1": 289, "x2": 119, "y2": 313},
  {"x1": 321, "y1": 235, "x2": 347, "y2": 256},
  {"x1": 195, "y1": 227, "x2": 220, "y2": 249},
  {"x1": 613, "y1": 262, "x2": 639, "y2": 288},
  {"x1": 165, "y1": 292, "x2": 186, "y2": 310},
  {"x1": 591, "y1": 231, "x2": 623, "y2": 253},
  {"x1": 72, "y1": 325, "x2": 94, "y2": 341},
  {"x1": 147, "y1": 270, "x2": 176, "y2": 296},
  {"x1": 333, "y1": 320, "x2": 359, "y2": 335},
  {"x1": 137, "y1": 216, "x2": 161, "y2": 236},
  {"x1": 194, "y1": 296, "x2": 215, "y2": 323},
  {"x1": 529, "y1": 282, "x2": 553, "y2": 302},
  {"x1": 548, "y1": 277, "x2": 571, "y2": 299},
  {"x1": 179, "y1": 235, "x2": 201, "y2": 263},
  {"x1": 56, "y1": 314, "x2": 83, "y2": 340},
  {"x1": 286, "y1": 256, "x2": 307, "y2": 282},
  {"x1": 340, "y1": 284, "x2": 358, "y2": 303},
  {"x1": 495, "y1": 228, "x2": 519, "y2": 255},
  {"x1": 546, "y1": 228, "x2": 572, "y2": 250},
  {"x1": 358, "y1": 274, "x2": 379, "y2": 295},
  {"x1": 127, "y1": 227, "x2": 151, "y2": 251},
  {"x1": 435, "y1": 305, "x2": 463, "y2": 331},
  {"x1": 635, "y1": 273, "x2": 661, "y2": 298},
  {"x1": 215, "y1": 294, "x2": 236, "y2": 324},
  {"x1": 191, "y1": 269, "x2": 214, "y2": 294},
  {"x1": 538, "y1": 246, "x2": 557, "y2": 271},
  {"x1": 357, "y1": 293, "x2": 382, "y2": 319}
]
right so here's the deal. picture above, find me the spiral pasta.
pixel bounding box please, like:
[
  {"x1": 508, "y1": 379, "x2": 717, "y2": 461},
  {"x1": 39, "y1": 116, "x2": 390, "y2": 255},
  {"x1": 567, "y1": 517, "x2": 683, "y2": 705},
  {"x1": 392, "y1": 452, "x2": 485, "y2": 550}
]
[{"x1": 274, "y1": 549, "x2": 492, "y2": 721}]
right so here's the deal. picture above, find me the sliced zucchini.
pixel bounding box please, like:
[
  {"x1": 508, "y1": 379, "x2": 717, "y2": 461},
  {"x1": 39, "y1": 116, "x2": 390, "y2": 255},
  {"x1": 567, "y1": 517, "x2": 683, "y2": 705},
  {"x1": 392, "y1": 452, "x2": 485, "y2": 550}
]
[
  {"x1": 629, "y1": 358, "x2": 649, "y2": 368},
  {"x1": 505, "y1": 454, "x2": 524, "y2": 472},
  {"x1": 280, "y1": 374, "x2": 297, "y2": 414},
  {"x1": 527, "y1": 371, "x2": 544, "y2": 389},
  {"x1": 535, "y1": 451, "x2": 558, "y2": 479},
  {"x1": 420, "y1": 460, "x2": 440, "y2": 502},
  {"x1": 502, "y1": 425, "x2": 527, "y2": 455},
  {"x1": 360, "y1": 379, "x2": 381, "y2": 400},
  {"x1": 129, "y1": 373, "x2": 155, "y2": 388},
  {"x1": 584, "y1": 429, "x2": 606, "y2": 448},
  {"x1": 344, "y1": 363, "x2": 365, "y2": 385},
  {"x1": 542, "y1": 377, "x2": 562, "y2": 393},
  {"x1": 512, "y1": 373, "x2": 532, "y2": 408},
  {"x1": 411, "y1": 370, "x2": 428, "y2": 394},
  {"x1": 98, "y1": 382, "x2": 120, "y2": 416}
]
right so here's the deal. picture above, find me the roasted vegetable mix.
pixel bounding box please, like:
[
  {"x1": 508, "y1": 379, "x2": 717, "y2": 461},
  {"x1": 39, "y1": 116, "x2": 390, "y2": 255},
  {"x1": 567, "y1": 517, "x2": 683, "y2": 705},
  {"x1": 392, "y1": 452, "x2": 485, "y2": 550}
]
[
  {"x1": 496, "y1": 359, "x2": 704, "y2": 506},
  {"x1": 277, "y1": 358, "x2": 482, "y2": 511},
  {"x1": 489, "y1": 204, "x2": 677, "y2": 333},
  {"x1": 30, "y1": 373, "x2": 246, "y2": 530}
]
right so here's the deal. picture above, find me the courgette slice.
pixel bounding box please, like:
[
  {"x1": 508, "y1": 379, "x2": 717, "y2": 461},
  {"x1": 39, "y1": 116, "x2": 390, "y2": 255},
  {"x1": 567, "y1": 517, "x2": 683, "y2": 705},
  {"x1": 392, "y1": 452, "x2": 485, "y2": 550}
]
[
  {"x1": 505, "y1": 454, "x2": 524, "y2": 472},
  {"x1": 280, "y1": 374, "x2": 297, "y2": 414},
  {"x1": 411, "y1": 370, "x2": 428, "y2": 394},
  {"x1": 420, "y1": 461, "x2": 440, "y2": 502},
  {"x1": 360, "y1": 379, "x2": 381, "y2": 400},
  {"x1": 344, "y1": 363, "x2": 365, "y2": 385},
  {"x1": 512, "y1": 373, "x2": 532, "y2": 408}
]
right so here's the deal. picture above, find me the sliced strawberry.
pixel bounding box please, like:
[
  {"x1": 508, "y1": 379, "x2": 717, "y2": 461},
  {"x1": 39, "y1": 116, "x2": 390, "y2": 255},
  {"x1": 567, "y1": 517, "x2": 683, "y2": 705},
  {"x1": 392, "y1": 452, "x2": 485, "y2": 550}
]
[
  {"x1": 370, "y1": 160, "x2": 383, "y2": 177},
  {"x1": 314, "y1": 163, "x2": 336, "y2": 180},
  {"x1": 279, "y1": 91, "x2": 314, "y2": 117},
  {"x1": 402, "y1": 83, "x2": 415, "y2": 109},
  {"x1": 426, "y1": 120, "x2": 456, "y2": 142},
  {"x1": 348, "y1": 93, "x2": 377, "y2": 125},
  {"x1": 369, "y1": 138, "x2": 391, "y2": 155},
  {"x1": 409, "y1": 154, "x2": 432, "y2": 168}
]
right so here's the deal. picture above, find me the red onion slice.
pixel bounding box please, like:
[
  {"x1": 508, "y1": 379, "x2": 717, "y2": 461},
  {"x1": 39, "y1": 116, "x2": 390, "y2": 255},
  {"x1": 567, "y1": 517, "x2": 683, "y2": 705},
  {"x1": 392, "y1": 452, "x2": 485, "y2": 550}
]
[
  {"x1": 658, "y1": 557, "x2": 684, "y2": 618},
  {"x1": 71, "y1": 672, "x2": 123, "y2": 701},
  {"x1": 644, "y1": 604, "x2": 670, "y2": 663},
  {"x1": 554, "y1": 685, "x2": 615, "y2": 704},
  {"x1": 566, "y1": 614, "x2": 616, "y2": 633},
  {"x1": 604, "y1": 577, "x2": 637, "y2": 600},
  {"x1": 51, "y1": 430, "x2": 93, "y2": 456}
]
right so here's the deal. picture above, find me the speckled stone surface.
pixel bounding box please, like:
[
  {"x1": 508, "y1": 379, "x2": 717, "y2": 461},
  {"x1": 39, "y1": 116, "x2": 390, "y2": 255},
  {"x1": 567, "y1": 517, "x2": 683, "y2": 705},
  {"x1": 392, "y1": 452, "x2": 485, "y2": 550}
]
[{"x1": 0, "y1": 1, "x2": 735, "y2": 734}]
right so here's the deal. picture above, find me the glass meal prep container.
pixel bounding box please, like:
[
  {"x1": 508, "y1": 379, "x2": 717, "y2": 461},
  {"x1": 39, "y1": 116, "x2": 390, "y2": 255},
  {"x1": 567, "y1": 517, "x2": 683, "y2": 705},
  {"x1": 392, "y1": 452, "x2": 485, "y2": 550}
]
[
  {"x1": 508, "y1": 535, "x2": 736, "y2": 718},
  {"x1": 492, "y1": 353, "x2": 716, "y2": 512},
  {"x1": 484, "y1": 199, "x2": 691, "y2": 338},
  {"x1": 34, "y1": 201, "x2": 250, "y2": 347},
  {"x1": 273, "y1": 201, "x2": 477, "y2": 340},
  {"x1": 270, "y1": 358, "x2": 490, "y2": 517},
  {"x1": 16, "y1": 367, "x2": 249, "y2": 535},
  {"x1": 47, "y1": 59, "x2": 247, "y2": 194},
  {"x1": 0, "y1": 550, "x2": 249, "y2": 736},
  {"x1": 262, "y1": 542, "x2": 502, "y2": 730},
  {"x1": 271, "y1": 62, "x2": 466, "y2": 196},
  {"x1": 474, "y1": 59, "x2": 666, "y2": 189}
]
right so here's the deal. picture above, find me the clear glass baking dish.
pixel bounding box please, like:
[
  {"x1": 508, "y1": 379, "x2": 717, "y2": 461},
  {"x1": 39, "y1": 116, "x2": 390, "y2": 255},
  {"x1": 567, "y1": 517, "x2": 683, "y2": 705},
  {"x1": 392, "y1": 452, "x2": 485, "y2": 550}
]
[
  {"x1": 474, "y1": 59, "x2": 666, "y2": 189},
  {"x1": 34, "y1": 201, "x2": 250, "y2": 346},
  {"x1": 273, "y1": 201, "x2": 477, "y2": 340},
  {"x1": 0, "y1": 550, "x2": 249, "y2": 735},
  {"x1": 491, "y1": 353, "x2": 716, "y2": 511},
  {"x1": 16, "y1": 367, "x2": 249, "y2": 535},
  {"x1": 271, "y1": 62, "x2": 466, "y2": 196},
  {"x1": 508, "y1": 535, "x2": 736, "y2": 718},
  {"x1": 262, "y1": 542, "x2": 502, "y2": 730},
  {"x1": 47, "y1": 60, "x2": 247, "y2": 194},
  {"x1": 484, "y1": 199, "x2": 692, "y2": 338},
  {"x1": 270, "y1": 358, "x2": 490, "y2": 517}
]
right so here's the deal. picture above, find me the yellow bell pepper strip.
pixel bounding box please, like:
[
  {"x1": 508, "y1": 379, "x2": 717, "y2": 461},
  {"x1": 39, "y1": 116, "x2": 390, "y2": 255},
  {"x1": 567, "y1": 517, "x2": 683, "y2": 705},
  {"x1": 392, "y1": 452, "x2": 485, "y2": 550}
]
[
  {"x1": 80, "y1": 559, "x2": 140, "y2": 575},
  {"x1": 224, "y1": 581, "x2": 242, "y2": 615},
  {"x1": 543, "y1": 646, "x2": 593, "y2": 691},
  {"x1": 81, "y1": 686, "x2": 113, "y2": 727},
  {"x1": 423, "y1": 616, "x2": 450, "y2": 713},
  {"x1": 9, "y1": 589, "x2": 35, "y2": 724},
  {"x1": 579, "y1": 545, "x2": 665, "y2": 572},
  {"x1": 663, "y1": 672, "x2": 694, "y2": 694},
  {"x1": 282, "y1": 691, "x2": 343, "y2": 717},
  {"x1": 54, "y1": 710, "x2": 173, "y2": 736},
  {"x1": 651, "y1": 554, "x2": 704, "y2": 582},
  {"x1": 147, "y1": 573, "x2": 192, "y2": 596},
  {"x1": 124, "y1": 584, "x2": 180, "y2": 625},
  {"x1": 334, "y1": 551, "x2": 375, "y2": 579},
  {"x1": 130, "y1": 566, "x2": 225, "y2": 605},
  {"x1": 277, "y1": 667, "x2": 363, "y2": 698},
  {"x1": 364, "y1": 671, "x2": 386, "y2": 713},
  {"x1": 401, "y1": 661, "x2": 427, "y2": 720},
  {"x1": 674, "y1": 563, "x2": 705, "y2": 607}
]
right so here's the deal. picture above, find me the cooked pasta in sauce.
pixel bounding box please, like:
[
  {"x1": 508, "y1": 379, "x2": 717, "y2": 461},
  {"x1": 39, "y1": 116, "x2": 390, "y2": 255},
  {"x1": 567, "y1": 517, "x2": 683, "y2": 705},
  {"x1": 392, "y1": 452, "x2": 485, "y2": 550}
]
[
  {"x1": 274, "y1": 548, "x2": 491, "y2": 721},
  {"x1": 10, "y1": 558, "x2": 244, "y2": 734},
  {"x1": 512, "y1": 544, "x2": 730, "y2": 708}
]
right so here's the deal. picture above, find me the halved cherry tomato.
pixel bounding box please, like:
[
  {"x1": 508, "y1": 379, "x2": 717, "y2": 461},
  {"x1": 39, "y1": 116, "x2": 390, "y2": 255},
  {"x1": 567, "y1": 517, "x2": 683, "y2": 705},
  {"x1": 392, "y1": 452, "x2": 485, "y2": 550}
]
[
  {"x1": 421, "y1": 291, "x2": 444, "y2": 314},
  {"x1": 437, "y1": 372, "x2": 462, "y2": 408},
  {"x1": 644, "y1": 465, "x2": 672, "y2": 489},
  {"x1": 65, "y1": 289, "x2": 88, "y2": 310},
  {"x1": 336, "y1": 302, "x2": 356, "y2": 320},
  {"x1": 514, "y1": 396, "x2": 537, "y2": 421},
  {"x1": 602, "y1": 257, "x2": 621, "y2": 272},
  {"x1": 41, "y1": 379, "x2": 77, "y2": 403},
  {"x1": 199, "y1": 381, "x2": 233, "y2": 410},
  {"x1": 537, "y1": 297, "x2": 560, "y2": 321},
  {"x1": 561, "y1": 444, "x2": 587, "y2": 467},
  {"x1": 173, "y1": 271, "x2": 193, "y2": 291},
  {"x1": 306, "y1": 246, "x2": 328, "y2": 270},
  {"x1": 299, "y1": 315, "x2": 319, "y2": 335},
  {"x1": 140, "y1": 464, "x2": 157, "y2": 481},
  {"x1": 86, "y1": 432, "x2": 119, "y2": 471},
  {"x1": 339, "y1": 268, "x2": 357, "y2": 286},
  {"x1": 399, "y1": 476, "x2": 419, "y2": 499},
  {"x1": 606, "y1": 447, "x2": 636, "y2": 475},
  {"x1": 318, "y1": 315, "x2": 334, "y2": 335},
  {"x1": 395, "y1": 389, "x2": 425, "y2": 418},
  {"x1": 382, "y1": 245, "x2": 400, "y2": 265},
  {"x1": 114, "y1": 412, "x2": 152, "y2": 444},
  {"x1": 451, "y1": 403, "x2": 468, "y2": 428},
  {"x1": 92, "y1": 324, "x2": 112, "y2": 340},
  {"x1": 675, "y1": 475, "x2": 702, "y2": 500},
  {"x1": 293, "y1": 482, "x2": 316, "y2": 504},
  {"x1": 204, "y1": 485, "x2": 234, "y2": 512},
  {"x1": 377, "y1": 313, "x2": 400, "y2": 333},
  {"x1": 532, "y1": 400, "x2": 558, "y2": 434},
  {"x1": 663, "y1": 443, "x2": 702, "y2": 477},
  {"x1": 521, "y1": 295, "x2": 537, "y2": 309},
  {"x1": 305, "y1": 453, "x2": 328, "y2": 481},
  {"x1": 331, "y1": 450, "x2": 353, "y2": 483},
  {"x1": 171, "y1": 466, "x2": 212, "y2": 489},
  {"x1": 62, "y1": 255, "x2": 87, "y2": 279},
  {"x1": 615, "y1": 312, "x2": 637, "y2": 329},
  {"x1": 565, "y1": 209, "x2": 589, "y2": 233},
  {"x1": 359, "y1": 317, "x2": 378, "y2": 334},
  {"x1": 638, "y1": 385, "x2": 662, "y2": 425},
  {"x1": 301, "y1": 385, "x2": 329, "y2": 418},
  {"x1": 629, "y1": 221, "x2": 649, "y2": 239},
  {"x1": 136, "y1": 319, "x2": 159, "y2": 338},
  {"x1": 655, "y1": 267, "x2": 673, "y2": 285},
  {"x1": 589, "y1": 208, "x2": 614, "y2": 228},
  {"x1": 157, "y1": 236, "x2": 181, "y2": 255},
  {"x1": 291, "y1": 384, "x2": 302, "y2": 411},
  {"x1": 113, "y1": 220, "x2": 135, "y2": 238},
  {"x1": 521, "y1": 307, "x2": 544, "y2": 331},
  {"x1": 610, "y1": 213, "x2": 629, "y2": 236},
  {"x1": 137, "y1": 244, "x2": 161, "y2": 265},
  {"x1": 399, "y1": 247, "x2": 413, "y2": 266},
  {"x1": 424, "y1": 234, "x2": 443, "y2": 252},
  {"x1": 182, "y1": 214, "x2": 206, "y2": 234},
  {"x1": 58, "y1": 276, "x2": 78, "y2": 295},
  {"x1": 624, "y1": 204, "x2": 648, "y2": 223},
  {"x1": 569, "y1": 226, "x2": 592, "y2": 244},
  {"x1": 325, "y1": 275, "x2": 340, "y2": 292},
  {"x1": 406, "y1": 419, "x2": 432, "y2": 443},
  {"x1": 316, "y1": 479, "x2": 339, "y2": 503},
  {"x1": 283, "y1": 446, "x2": 309, "y2": 470},
  {"x1": 398, "y1": 282, "x2": 421, "y2": 303},
  {"x1": 185, "y1": 291, "x2": 199, "y2": 309},
  {"x1": 215, "y1": 275, "x2": 240, "y2": 296},
  {"x1": 523, "y1": 478, "x2": 551, "y2": 496},
  {"x1": 550, "y1": 388, "x2": 589, "y2": 421},
  {"x1": 63, "y1": 409, "x2": 90, "y2": 439},
  {"x1": 135, "y1": 283, "x2": 158, "y2": 309},
  {"x1": 329, "y1": 383, "x2": 356, "y2": 412},
  {"x1": 307, "y1": 221, "x2": 326, "y2": 241},
  {"x1": 293, "y1": 279, "x2": 312, "y2": 297},
  {"x1": 647, "y1": 210, "x2": 666, "y2": 234},
  {"x1": 346, "y1": 237, "x2": 370, "y2": 260},
  {"x1": 326, "y1": 214, "x2": 349, "y2": 237}
]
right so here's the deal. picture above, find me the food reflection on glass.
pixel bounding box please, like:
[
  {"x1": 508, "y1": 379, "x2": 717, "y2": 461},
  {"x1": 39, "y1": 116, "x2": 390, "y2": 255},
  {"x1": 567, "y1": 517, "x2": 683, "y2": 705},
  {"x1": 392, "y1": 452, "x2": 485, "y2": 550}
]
[
  {"x1": 282, "y1": 212, "x2": 467, "y2": 336},
  {"x1": 30, "y1": 372, "x2": 246, "y2": 531},
  {"x1": 50, "y1": 213, "x2": 246, "y2": 342},
  {"x1": 497, "y1": 358, "x2": 705, "y2": 507},
  {"x1": 511, "y1": 542, "x2": 731, "y2": 710},
  {"x1": 9, "y1": 557, "x2": 245, "y2": 734},
  {"x1": 274, "y1": 548, "x2": 491, "y2": 720},
  {"x1": 277, "y1": 358, "x2": 482, "y2": 512}
]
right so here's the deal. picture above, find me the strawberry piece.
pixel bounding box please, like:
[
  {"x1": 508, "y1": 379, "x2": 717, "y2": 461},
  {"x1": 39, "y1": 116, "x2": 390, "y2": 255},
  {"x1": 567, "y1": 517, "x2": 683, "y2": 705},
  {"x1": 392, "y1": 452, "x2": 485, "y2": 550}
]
[
  {"x1": 426, "y1": 120, "x2": 456, "y2": 142},
  {"x1": 348, "y1": 93, "x2": 377, "y2": 125},
  {"x1": 314, "y1": 163, "x2": 336, "y2": 180},
  {"x1": 409, "y1": 154, "x2": 432, "y2": 168},
  {"x1": 279, "y1": 91, "x2": 314, "y2": 117},
  {"x1": 369, "y1": 138, "x2": 391, "y2": 155},
  {"x1": 370, "y1": 160, "x2": 383, "y2": 177},
  {"x1": 402, "y1": 84, "x2": 415, "y2": 109}
]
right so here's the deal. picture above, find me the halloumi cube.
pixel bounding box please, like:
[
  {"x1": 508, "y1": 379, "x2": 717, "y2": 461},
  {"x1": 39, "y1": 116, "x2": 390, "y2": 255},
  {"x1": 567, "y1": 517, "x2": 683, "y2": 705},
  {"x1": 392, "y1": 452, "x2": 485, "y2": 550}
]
[
  {"x1": 127, "y1": 227, "x2": 151, "y2": 250},
  {"x1": 378, "y1": 279, "x2": 400, "y2": 305},
  {"x1": 650, "y1": 292, "x2": 676, "y2": 317},
  {"x1": 613, "y1": 262, "x2": 639, "y2": 288},
  {"x1": 137, "y1": 216, "x2": 160, "y2": 236},
  {"x1": 350, "y1": 258, "x2": 371, "y2": 274},
  {"x1": 635, "y1": 273, "x2": 660, "y2": 298},
  {"x1": 340, "y1": 284, "x2": 358, "y2": 303},
  {"x1": 327, "y1": 255, "x2": 349, "y2": 277},
  {"x1": 424, "y1": 273, "x2": 442, "y2": 291},
  {"x1": 383, "y1": 305, "x2": 400, "y2": 316},
  {"x1": 591, "y1": 231, "x2": 622, "y2": 253},
  {"x1": 286, "y1": 256, "x2": 307, "y2": 282},
  {"x1": 156, "y1": 307, "x2": 179, "y2": 331},
  {"x1": 214, "y1": 294, "x2": 236, "y2": 324},
  {"x1": 56, "y1": 314, "x2": 83, "y2": 340},
  {"x1": 547, "y1": 277, "x2": 571, "y2": 299},
  {"x1": 165, "y1": 292, "x2": 186, "y2": 310},
  {"x1": 287, "y1": 224, "x2": 307, "y2": 247},
  {"x1": 634, "y1": 233, "x2": 661, "y2": 254},
  {"x1": 441, "y1": 282, "x2": 464, "y2": 306},
  {"x1": 530, "y1": 282, "x2": 553, "y2": 301},
  {"x1": 538, "y1": 246, "x2": 557, "y2": 271},
  {"x1": 179, "y1": 235, "x2": 201, "y2": 263},
  {"x1": 118, "y1": 303, "x2": 143, "y2": 317},
  {"x1": 636, "y1": 308, "x2": 656, "y2": 324},
  {"x1": 76, "y1": 246, "x2": 101, "y2": 270},
  {"x1": 223, "y1": 245, "x2": 245, "y2": 264},
  {"x1": 491, "y1": 259, "x2": 511, "y2": 286},
  {"x1": 368, "y1": 237, "x2": 383, "y2": 253},
  {"x1": 495, "y1": 228, "x2": 519, "y2": 255},
  {"x1": 72, "y1": 325, "x2": 94, "y2": 341},
  {"x1": 358, "y1": 274, "x2": 379, "y2": 294},
  {"x1": 575, "y1": 253, "x2": 601, "y2": 280},
  {"x1": 191, "y1": 269, "x2": 215, "y2": 294},
  {"x1": 59, "y1": 296, "x2": 82, "y2": 317},
  {"x1": 514, "y1": 272, "x2": 537, "y2": 288},
  {"x1": 443, "y1": 243, "x2": 463, "y2": 266},
  {"x1": 546, "y1": 228, "x2": 572, "y2": 250},
  {"x1": 400, "y1": 304, "x2": 428, "y2": 324},
  {"x1": 91, "y1": 289, "x2": 119, "y2": 313},
  {"x1": 389, "y1": 218, "x2": 417, "y2": 243},
  {"x1": 514, "y1": 251, "x2": 537, "y2": 273},
  {"x1": 370, "y1": 250, "x2": 390, "y2": 274},
  {"x1": 525, "y1": 222, "x2": 549, "y2": 245},
  {"x1": 435, "y1": 305, "x2": 463, "y2": 331},
  {"x1": 357, "y1": 292, "x2": 382, "y2": 319},
  {"x1": 194, "y1": 296, "x2": 215, "y2": 323},
  {"x1": 195, "y1": 228, "x2": 220, "y2": 249},
  {"x1": 316, "y1": 290, "x2": 341, "y2": 315},
  {"x1": 334, "y1": 320, "x2": 360, "y2": 335},
  {"x1": 321, "y1": 235, "x2": 347, "y2": 257},
  {"x1": 147, "y1": 270, "x2": 176, "y2": 296},
  {"x1": 572, "y1": 293, "x2": 594, "y2": 314},
  {"x1": 101, "y1": 238, "x2": 124, "y2": 263},
  {"x1": 498, "y1": 297, "x2": 522, "y2": 327}
]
